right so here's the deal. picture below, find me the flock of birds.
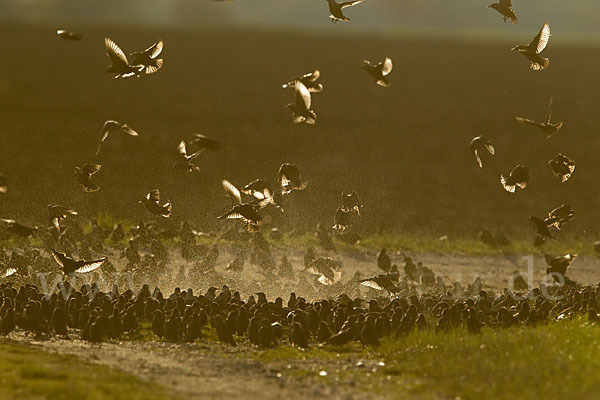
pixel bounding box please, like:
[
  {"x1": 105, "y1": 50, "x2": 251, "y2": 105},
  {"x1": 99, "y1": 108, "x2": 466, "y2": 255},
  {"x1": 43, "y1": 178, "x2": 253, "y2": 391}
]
[{"x1": 0, "y1": 1, "x2": 598, "y2": 348}]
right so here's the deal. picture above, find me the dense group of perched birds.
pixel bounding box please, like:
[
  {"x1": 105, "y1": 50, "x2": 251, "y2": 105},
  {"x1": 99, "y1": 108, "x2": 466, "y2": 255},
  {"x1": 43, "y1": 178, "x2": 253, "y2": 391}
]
[{"x1": 0, "y1": 0, "x2": 598, "y2": 349}]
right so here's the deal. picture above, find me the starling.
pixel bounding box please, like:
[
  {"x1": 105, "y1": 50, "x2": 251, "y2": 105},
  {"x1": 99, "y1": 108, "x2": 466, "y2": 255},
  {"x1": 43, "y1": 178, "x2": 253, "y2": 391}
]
[
  {"x1": 545, "y1": 254, "x2": 577, "y2": 281},
  {"x1": 140, "y1": 189, "x2": 172, "y2": 218},
  {"x1": 360, "y1": 315, "x2": 379, "y2": 346},
  {"x1": 51, "y1": 306, "x2": 68, "y2": 337},
  {"x1": 56, "y1": 29, "x2": 86, "y2": 41},
  {"x1": 174, "y1": 141, "x2": 202, "y2": 172},
  {"x1": 129, "y1": 39, "x2": 164, "y2": 75},
  {"x1": 341, "y1": 191, "x2": 362, "y2": 215},
  {"x1": 304, "y1": 257, "x2": 342, "y2": 285},
  {"x1": 511, "y1": 22, "x2": 551, "y2": 71},
  {"x1": 105, "y1": 37, "x2": 144, "y2": 79},
  {"x1": 47, "y1": 205, "x2": 77, "y2": 232},
  {"x1": 44, "y1": 242, "x2": 106, "y2": 275},
  {"x1": 0, "y1": 219, "x2": 38, "y2": 237},
  {"x1": 500, "y1": 165, "x2": 529, "y2": 193},
  {"x1": 377, "y1": 248, "x2": 392, "y2": 273},
  {"x1": 515, "y1": 97, "x2": 562, "y2": 138},
  {"x1": 221, "y1": 179, "x2": 242, "y2": 205},
  {"x1": 333, "y1": 206, "x2": 353, "y2": 232},
  {"x1": 360, "y1": 273, "x2": 400, "y2": 294},
  {"x1": 545, "y1": 204, "x2": 574, "y2": 230},
  {"x1": 488, "y1": 0, "x2": 517, "y2": 24},
  {"x1": 316, "y1": 321, "x2": 333, "y2": 343},
  {"x1": 218, "y1": 203, "x2": 262, "y2": 232},
  {"x1": 282, "y1": 70, "x2": 323, "y2": 93},
  {"x1": 286, "y1": 81, "x2": 316, "y2": 125},
  {"x1": 549, "y1": 153, "x2": 575, "y2": 183},
  {"x1": 151, "y1": 309, "x2": 165, "y2": 338},
  {"x1": 469, "y1": 135, "x2": 495, "y2": 168},
  {"x1": 289, "y1": 322, "x2": 309, "y2": 348},
  {"x1": 96, "y1": 120, "x2": 139, "y2": 156},
  {"x1": 276, "y1": 163, "x2": 307, "y2": 194},
  {"x1": 326, "y1": 0, "x2": 365, "y2": 23},
  {"x1": 73, "y1": 163, "x2": 101, "y2": 192},
  {"x1": 361, "y1": 57, "x2": 393, "y2": 87},
  {"x1": 530, "y1": 216, "x2": 556, "y2": 241}
]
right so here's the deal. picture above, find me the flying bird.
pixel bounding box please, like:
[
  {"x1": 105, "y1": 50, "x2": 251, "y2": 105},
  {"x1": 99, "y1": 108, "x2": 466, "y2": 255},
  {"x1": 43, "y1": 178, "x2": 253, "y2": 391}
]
[
  {"x1": 140, "y1": 189, "x2": 172, "y2": 218},
  {"x1": 282, "y1": 70, "x2": 323, "y2": 93},
  {"x1": 361, "y1": 57, "x2": 393, "y2": 87},
  {"x1": 105, "y1": 37, "x2": 144, "y2": 79},
  {"x1": 488, "y1": 0, "x2": 517, "y2": 24},
  {"x1": 96, "y1": 120, "x2": 139, "y2": 156},
  {"x1": 515, "y1": 97, "x2": 563, "y2": 138},
  {"x1": 286, "y1": 81, "x2": 316, "y2": 125},
  {"x1": 189, "y1": 134, "x2": 228, "y2": 153},
  {"x1": 174, "y1": 141, "x2": 202, "y2": 172},
  {"x1": 326, "y1": 0, "x2": 366, "y2": 22},
  {"x1": 544, "y1": 253, "x2": 577, "y2": 281},
  {"x1": 222, "y1": 179, "x2": 242, "y2": 205},
  {"x1": 469, "y1": 136, "x2": 495, "y2": 168},
  {"x1": 56, "y1": 29, "x2": 87, "y2": 41},
  {"x1": 500, "y1": 165, "x2": 529, "y2": 193},
  {"x1": 0, "y1": 219, "x2": 38, "y2": 237},
  {"x1": 44, "y1": 243, "x2": 106, "y2": 275},
  {"x1": 129, "y1": 39, "x2": 164, "y2": 75},
  {"x1": 276, "y1": 163, "x2": 307, "y2": 194},
  {"x1": 548, "y1": 153, "x2": 575, "y2": 183},
  {"x1": 360, "y1": 272, "x2": 400, "y2": 294},
  {"x1": 218, "y1": 203, "x2": 263, "y2": 232},
  {"x1": 333, "y1": 206, "x2": 353, "y2": 232},
  {"x1": 304, "y1": 258, "x2": 342, "y2": 285},
  {"x1": 341, "y1": 191, "x2": 362, "y2": 215},
  {"x1": 1, "y1": 266, "x2": 16, "y2": 279},
  {"x1": 545, "y1": 204, "x2": 574, "y2": 230},
  {"x1": 530, "y1": 216, "x2": 556, "y2": 241},
  {"x1": 511, "y1": 22, "x2": 551, "y2": 71},
  {"x1": 74, "y1": 163, "x2": 101, "y2": 192},
  {"x1": 0, "y1": 174, "x2": 7, "y2": 194},
  {"x1": 48, "y1": 205, "x2": 77, "y2": 232}
]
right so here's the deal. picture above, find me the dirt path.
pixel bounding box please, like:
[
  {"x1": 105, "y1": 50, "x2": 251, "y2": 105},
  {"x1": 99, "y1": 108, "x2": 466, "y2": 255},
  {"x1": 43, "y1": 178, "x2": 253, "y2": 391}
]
[{"x1": 14, "y1": 335, "x2": 382, "y2": 400}]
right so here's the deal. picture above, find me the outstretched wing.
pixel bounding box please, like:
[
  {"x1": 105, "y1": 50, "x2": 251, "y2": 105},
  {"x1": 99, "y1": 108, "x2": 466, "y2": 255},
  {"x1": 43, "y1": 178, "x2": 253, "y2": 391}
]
[
  {"x1": 147, "y1": 189, "x2": 161, "y2": 203},
  {"x1": 360, "y1": 279, "x2": 384, "y2": 290},
  {"x1": 295, "y1": 81, "x2": 312, "y2": 111},
  {"x1": 222, "y1": 179, "x2": 242, "y2": 204},
  {"x1": 545, "y1": 97, "x2": 553, "y2": 124},
  {"x1": 340, "y1": 0, "x2": 365, "y2": 9},
  {"x1": 82, "y1": 163, "x2": 102, "y2": 175},
  {"x1": 147, "y1": 39, "x2": 164, "y2": 59},
  {"x1": 75, "y1": 258, "x2": 106, "y2": 274},
  {"x1": 530, "y1": 22, "x2": 550, "y2": 54},
  {"x1": 105, "y1": 37, "x2": 129, "y2": 66},
  {"x1": 515, "y1": 116, "x2": 543, "y2": 128},
  {"x1": 380, "y1": 57, "x2": 393, "y2": 76}
]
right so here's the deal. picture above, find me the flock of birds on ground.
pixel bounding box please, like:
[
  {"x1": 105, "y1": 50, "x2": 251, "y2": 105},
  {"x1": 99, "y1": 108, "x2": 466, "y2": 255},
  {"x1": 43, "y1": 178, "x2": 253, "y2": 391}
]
[{"x1": 0, "y1": 1, "x2": 599, "y2": 347}]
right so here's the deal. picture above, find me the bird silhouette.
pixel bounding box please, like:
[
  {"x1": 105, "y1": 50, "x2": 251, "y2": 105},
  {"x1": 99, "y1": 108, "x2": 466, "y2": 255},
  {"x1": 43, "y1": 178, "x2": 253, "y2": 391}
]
[
  {"x1": 326, "y1": 0, "x2": 365, "y2": 22},
  {"x1": 96, "y1": 120, "x2": 139, "y2": 156},
  {"x1": 129, "y1": 39, "x2": 164, "y2": 75},
  {"x1": 286, "y1": 81, "x2": 316, "y2": 124},
  {"x1": 44, "y1": 243, "x2": 106, "y2": 275},
  {"x1": 361, "y1": 57, "x2": 393, "y2": 87},
  {"x1": 515, "y1": 97, "x2": 562, "y2": 138},
  {"x1": 56, "y1": 29, "x2": 87, "y2": 41},
  {"x1": 469, "y1": 136, "x2": 495, "y2": 168},
  {"x1": 104, "y1": 37, "x2": 144, "y2": 79},
  {"x1": 140, "y1": 189, "x2": 172, "y2": 218},
  {"x1": 174, "y1": 141, "x2": 202, "y2": 172},
  {"x1": 73, "y1": 163, "x2": 101, "y2": 192},
  {"x1": 500, "y1": 165, "x2": 529, "y2": 193},
  {"x1": 488, "y1": 0, "x2": 517, "y2": 24},
  {"x1": 47, "y1": 205, "x2": 77, "y2": 232},
  {"x1": 549, "y1": 153, "x2": 575, "y2": 182},
  {"x1": 276, "y1": 163, "x2": 307, "y2": 194},
  {"x1": 511, "y1": 22, "x2": 551, "y2": 71},
  {"x1": 0, "y1": 219, "x2": 38, "y2": 237}
]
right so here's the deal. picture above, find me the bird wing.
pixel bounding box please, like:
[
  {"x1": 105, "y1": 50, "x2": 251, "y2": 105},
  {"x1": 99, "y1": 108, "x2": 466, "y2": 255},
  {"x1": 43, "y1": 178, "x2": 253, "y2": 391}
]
[
  {"x1": 340, "y1": 0, "x2": 364, "y2": 8},
  {"x1": 82, "y1": 163, "x2": 102, "y2": 175},
  {"x1": 360, "y1": 279, "x2": 383, "y2": 290},
  {"x1": 122, "y1": 124, "x2": 139, "y2": 137},
  {"x1": 0, "y1": 218, "x2": 16, "y2": 224},
  {"x1": 101, "y1": 120, "x2": 119, "y2": 142},
  {"x1": 75, "y1": 258, "x2": 106, "y2": 274},
  {"x1": 222, "y1": 180, "x2": 242, "y2": 204},
  {"x1": 544, "y1": 97, "x2": 553, "y2": 124},
  {"x1": 147, "y1": 39, "x2": 164, "y2": 59},
  {"x1": 145, "y1": 58, "x2": 163, "y2": 74},
  {"x1": 515, "y1": 116, "x2": 543, "y2": 128},
  {"x1": 105, "y1": 37, "x2": 129, "y2": 66},
  {"x1": 473, "y1": 149, "x2": 483, "y2": 168},
  {"x1": 303, "y1": 69, "x2": 320, "y2": 82},
  {"x1": 295, "y1": 81, "x2": 312, "y2": 111},
  {"x1": 380, "y1": 57, "x2": 393, "y2": 76},
  {"x1": 484, "y1": 143, "x2": 495, "y2": 155},
  {"x1": 4, "y1": 267, "x2": 16, "y2": 278},
  {"x1": 177, "y1": 140, "x2": 188, "y2": 157},
  {"x1": 530, "y1": 22, "x2": 550, "y2": 54}
]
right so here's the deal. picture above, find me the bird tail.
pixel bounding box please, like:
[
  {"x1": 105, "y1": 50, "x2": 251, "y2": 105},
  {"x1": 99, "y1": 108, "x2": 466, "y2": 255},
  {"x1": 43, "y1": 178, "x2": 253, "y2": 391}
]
[{"x1": 376, "y1": 79, "x2": 390, "y2": 87}]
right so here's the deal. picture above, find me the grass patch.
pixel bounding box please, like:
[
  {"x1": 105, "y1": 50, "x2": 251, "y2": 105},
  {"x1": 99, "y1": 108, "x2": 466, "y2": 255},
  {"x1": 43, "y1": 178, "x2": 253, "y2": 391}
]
[
  {"x1": 245, "y1": 318, "x2": 600, "y2": 400},
  {"x1": 0, "y1": 339, "x2": 176, "y2": 400}
]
